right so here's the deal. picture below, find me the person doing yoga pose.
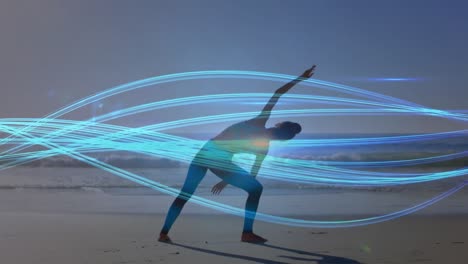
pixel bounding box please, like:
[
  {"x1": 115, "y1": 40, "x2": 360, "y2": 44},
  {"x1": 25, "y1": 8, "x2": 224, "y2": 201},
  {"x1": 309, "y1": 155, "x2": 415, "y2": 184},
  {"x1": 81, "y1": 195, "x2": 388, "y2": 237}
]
[{"x1": 159, "y1": 65, "x2": 316, "y2": 243}]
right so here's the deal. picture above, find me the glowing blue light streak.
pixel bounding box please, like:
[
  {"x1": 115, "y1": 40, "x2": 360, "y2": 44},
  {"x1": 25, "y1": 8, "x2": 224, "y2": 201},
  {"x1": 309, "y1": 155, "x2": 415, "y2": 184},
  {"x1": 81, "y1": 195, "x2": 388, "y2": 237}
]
[
  {"x1": 0, "y1": 71, "x2": 467, "y2": 227},
  {"x1": 368, "y1": 77, "x2": 421, "y2": 82}
]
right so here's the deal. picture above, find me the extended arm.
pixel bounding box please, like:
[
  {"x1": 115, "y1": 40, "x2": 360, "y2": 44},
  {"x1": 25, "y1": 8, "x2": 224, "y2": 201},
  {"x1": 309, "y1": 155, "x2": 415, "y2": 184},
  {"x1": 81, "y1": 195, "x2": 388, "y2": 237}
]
[
  {"x1": 250, "y1": 154, "x2": 266, "y2": 178},
  {"x1": 211, "y1": 153, "x2": 265, "y2": 195},
  {"x1": 254, "y1": 65, "x2": 316, "y2": 126},
  {"x1": 212, "y1": 152, "x2": 267, "y2": 195}
]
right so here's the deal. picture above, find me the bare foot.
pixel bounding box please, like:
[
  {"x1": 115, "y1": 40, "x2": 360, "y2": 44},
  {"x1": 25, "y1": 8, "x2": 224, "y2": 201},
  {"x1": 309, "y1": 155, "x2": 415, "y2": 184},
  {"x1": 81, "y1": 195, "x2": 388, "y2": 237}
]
[
  {"x1": 241, "y1": 232, "x2": 268, "y2": 243},
  {"x1": 158, "y1": 233, "x2": 172, "y2": 243}
]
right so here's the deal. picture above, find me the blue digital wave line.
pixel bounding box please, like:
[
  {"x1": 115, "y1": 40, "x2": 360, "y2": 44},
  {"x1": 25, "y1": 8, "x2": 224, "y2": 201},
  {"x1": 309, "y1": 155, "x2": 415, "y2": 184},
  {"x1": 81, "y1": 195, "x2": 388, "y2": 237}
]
[{"x1": 0, "y1": 71, "x2": 467, "y2": 227}]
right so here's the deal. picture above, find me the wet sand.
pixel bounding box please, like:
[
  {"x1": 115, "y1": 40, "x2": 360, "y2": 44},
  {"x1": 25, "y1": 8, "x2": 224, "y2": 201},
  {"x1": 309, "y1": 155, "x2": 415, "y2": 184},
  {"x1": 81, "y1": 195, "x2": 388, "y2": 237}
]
[{"x1": 1, "y1": 210, "x2": 468, "y2": 263}]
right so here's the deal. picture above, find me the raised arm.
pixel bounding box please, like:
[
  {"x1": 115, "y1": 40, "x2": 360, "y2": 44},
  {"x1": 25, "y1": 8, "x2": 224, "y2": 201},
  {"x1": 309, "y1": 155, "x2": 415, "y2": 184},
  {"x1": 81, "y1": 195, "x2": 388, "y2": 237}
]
[{"x1": 254, "y1": 65, "x2": 316, "y2": 126}]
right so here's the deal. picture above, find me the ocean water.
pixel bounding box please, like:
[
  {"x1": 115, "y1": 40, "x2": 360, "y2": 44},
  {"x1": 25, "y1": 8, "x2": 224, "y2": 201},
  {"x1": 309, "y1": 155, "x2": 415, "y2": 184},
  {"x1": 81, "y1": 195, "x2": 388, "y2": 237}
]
[
  {"x1": 0, "y1": 166, "x2": 467, "y2": 217},
  {"x1": 0, "y1": 166, "x2": 466, "y2": 196},
  {"x1": 0, "y1": 133, "x2": 466, "y2": 196}
]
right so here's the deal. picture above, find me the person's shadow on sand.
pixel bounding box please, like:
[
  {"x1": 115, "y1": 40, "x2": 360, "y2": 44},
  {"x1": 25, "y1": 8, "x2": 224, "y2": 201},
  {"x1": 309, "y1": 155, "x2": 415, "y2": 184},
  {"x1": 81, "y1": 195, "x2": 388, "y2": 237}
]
[
  {"x1": 257, "y1": 243, "x2": 361, "y2": 264},
  {"x1": 169, "y1": 241, "x2": 361, "y2": 264}
]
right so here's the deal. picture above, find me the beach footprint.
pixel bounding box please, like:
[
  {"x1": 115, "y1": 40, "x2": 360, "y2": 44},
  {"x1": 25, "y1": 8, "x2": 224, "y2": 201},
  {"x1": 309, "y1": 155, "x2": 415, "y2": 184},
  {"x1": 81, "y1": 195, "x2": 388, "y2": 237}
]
[
  {"x1": 102, "y1": 248, "x2": 121, "y2": 253},
  {"x1": 309, "y1": 231, "x2": 328, "y2": 235}
]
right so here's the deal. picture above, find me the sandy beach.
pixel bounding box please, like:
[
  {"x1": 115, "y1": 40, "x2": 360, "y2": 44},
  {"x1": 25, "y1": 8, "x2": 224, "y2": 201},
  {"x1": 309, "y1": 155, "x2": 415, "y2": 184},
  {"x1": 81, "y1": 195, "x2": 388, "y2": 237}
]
[
  {"x1": 1, "y1": 0, "x2": 467, "y2": 263},
  {"x1": 2, "y1": 212, "x2": 468, "y2": 264},
  {"x1": 1, "y1": 188, "x2": 468, "y2": 264}
]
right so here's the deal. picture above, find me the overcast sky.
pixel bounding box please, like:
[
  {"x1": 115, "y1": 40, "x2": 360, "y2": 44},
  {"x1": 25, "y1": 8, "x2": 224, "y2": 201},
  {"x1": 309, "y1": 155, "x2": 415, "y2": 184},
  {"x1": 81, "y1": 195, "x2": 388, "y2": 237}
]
[{"x1": 0, "y1": 0, "x2": 466, "y2": 135}]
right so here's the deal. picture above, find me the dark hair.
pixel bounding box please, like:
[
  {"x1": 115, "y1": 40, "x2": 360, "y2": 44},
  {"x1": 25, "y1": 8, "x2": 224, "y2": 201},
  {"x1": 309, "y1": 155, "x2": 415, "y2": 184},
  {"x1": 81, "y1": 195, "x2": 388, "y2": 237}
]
[{"x1": 272, "y1": 121, "x2": 302, "y2": 140}]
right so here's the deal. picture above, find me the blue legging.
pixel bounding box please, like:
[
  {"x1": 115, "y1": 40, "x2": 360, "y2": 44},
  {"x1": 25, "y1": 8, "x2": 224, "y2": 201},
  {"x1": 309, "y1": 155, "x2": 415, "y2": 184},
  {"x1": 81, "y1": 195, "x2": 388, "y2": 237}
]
[{"x1": 160, "y1": 159, "x2": 263, "y2": 234}]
